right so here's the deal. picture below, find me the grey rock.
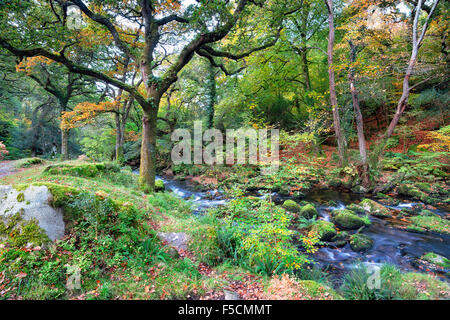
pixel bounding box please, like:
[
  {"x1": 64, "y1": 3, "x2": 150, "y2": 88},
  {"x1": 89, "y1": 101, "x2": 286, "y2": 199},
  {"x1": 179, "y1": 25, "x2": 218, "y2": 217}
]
[
  {"x1": 157, "y1": 232, "x2": 190, "y2": 251},
  {"x1": 224, "y1": 290, "x2": 241, "y2": 300},
  {"x1": 0, "y1": 185, "x2": 65, "y2": 241}
]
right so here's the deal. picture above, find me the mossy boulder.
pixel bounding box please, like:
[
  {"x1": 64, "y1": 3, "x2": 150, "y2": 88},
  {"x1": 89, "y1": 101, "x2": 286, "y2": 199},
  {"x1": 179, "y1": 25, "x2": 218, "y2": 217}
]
[
  {"x1": 419, "y1": 209, "x2": 439, "y2": 217},
  {"x1": 282, "y1": 200, "x2": 301, "y2": 213},
  {"x1": 0, "y1": 212, "x2": 49, "y2": 247},
  {"x1": 331, "y1": 209, "x2": 371, "y2": 230},
  {"x1": 331, "y1": 231, "x2": 349, "y2": 247},
  {"x1": 351, "y1": 185, "x2": 368, "y2": 194},
  {"x1": 331, "y1": 231, "x2": 349, "y2": 242},
  {"x1": 407, "y1": 215, "x2": 450, "y2": 235},
  {"x1": 155, "y1": 179, "x2": 165, "y2": 191},
  {"x1": 346, "y1": 203, "x2": 365, "y2": 214},
  {"x1": 359, "y1": 199, "x2": 391, "y2": 218},
  {"x1": 310, "y1": 220, "x2": 337, "y2": 241},
  {"x1": 0, "y1": 185, "x2": 64, "y2": 243},
  {"x1": 421, "y1": 252, "x2": 450, "y2": 269},
  {"x1": 349, "y1": 233, "x2": 374, "y2": 252},
  {"x1": 299, "y1": 203, "x2": 318, "y2": 219},
  {"x1": 397, "y1": 184, "x2": 435, "y2": 204}
]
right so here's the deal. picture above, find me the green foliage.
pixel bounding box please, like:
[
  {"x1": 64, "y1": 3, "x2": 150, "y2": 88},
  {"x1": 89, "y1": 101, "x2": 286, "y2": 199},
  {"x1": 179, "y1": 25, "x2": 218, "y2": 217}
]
[
  {"x1": 80, "y1": 130, "x2": 115, "y2": 162},
  {"x1": 340, "y1": 263, "x2": 450, "y2": 300},
  {"x1": 211, "y1": 197, "x2": 311, "y2": 276},
  {"x1": 382, "y1": 151, "x2": 449, "y2": 181}
]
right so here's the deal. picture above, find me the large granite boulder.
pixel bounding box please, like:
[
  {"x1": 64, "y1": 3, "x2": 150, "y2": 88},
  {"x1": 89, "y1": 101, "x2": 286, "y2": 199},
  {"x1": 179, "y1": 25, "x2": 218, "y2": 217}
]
[{"x1": 0, "y1": 185, "x2": 65, "y2": 242}]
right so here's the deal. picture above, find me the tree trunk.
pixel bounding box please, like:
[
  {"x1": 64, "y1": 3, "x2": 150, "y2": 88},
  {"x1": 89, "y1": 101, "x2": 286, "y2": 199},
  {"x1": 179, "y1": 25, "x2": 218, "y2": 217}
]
[
  {"x1": 348, "y1": 41, "x2": 370, "y2": 186},
  {"x1": 302, "y1": 49, "x2": 311, "y2": 92},
  {"x1": 61, "y1": 129, "x2": 69, "y2": 160},
  {"x1": 138, "y1": 106, "x2": 158, "y2": 192},
  {"x1": 115, "y1": 112, "x2": 124, "y2": 163},
  {"x1": 206, "y1": 62, "x2": 216, "y2": 129},
  {"x1": 348, "y1": 41, "x2": 367, "y2": 164},
  {"x1": 325, "y1": 0, "x2": 346, "y2": 166}
]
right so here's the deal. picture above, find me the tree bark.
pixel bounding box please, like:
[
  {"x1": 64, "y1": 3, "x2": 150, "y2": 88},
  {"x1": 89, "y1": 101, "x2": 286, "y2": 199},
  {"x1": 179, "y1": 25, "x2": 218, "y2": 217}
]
[
  {"x1": 206, "y1": 62, "x2": 216, "y2": 129},
  {"x1": 61, "y1": 129, "x2": 69, "y2": 160},
  {"x1": 325, "y1": 0, "x2": 346, "y2": 166},
  {"x1": 348, "y1": 41, "x2": 370, "y2": 186},
  {"x1": 114, "y1": 112, "x2": 124, "y2": 163},
  {"x1": 138, "y1": 106, "x2": 158, "y2": 192},
  {"x1": 348, "y1": 41, "x2": 367, "y2": 165}
]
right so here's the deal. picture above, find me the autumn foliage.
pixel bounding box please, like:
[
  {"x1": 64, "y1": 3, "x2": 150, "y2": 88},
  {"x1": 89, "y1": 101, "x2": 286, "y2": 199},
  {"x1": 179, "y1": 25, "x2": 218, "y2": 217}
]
[
  {"x1": 0, "y1": 141, "x2": 8, "y2": 160},
  {"x1": 61, "y1": 101, "x2": 120, "y2": 130}
]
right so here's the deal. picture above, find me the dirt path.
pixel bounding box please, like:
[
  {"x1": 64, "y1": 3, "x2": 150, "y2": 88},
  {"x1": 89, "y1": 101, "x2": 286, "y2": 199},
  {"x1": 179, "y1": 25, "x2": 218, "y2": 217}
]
[{"x1": 0, "y1": 161, "x2": 16, "y2": 178}]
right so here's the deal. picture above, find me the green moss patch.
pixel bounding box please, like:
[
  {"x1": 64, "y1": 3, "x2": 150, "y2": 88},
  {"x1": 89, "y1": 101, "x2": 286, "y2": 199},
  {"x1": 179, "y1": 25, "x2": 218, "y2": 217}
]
[
  {"x1": 299, "y1": 203, "x2": 318, "y2": 219},
  {"x1": 407, "y1": 215, "x2": 450, "y2": 235},
  {"x1": 331, "y1": 209, "x2": 371, "y2": 230},
  {"x1": 43, "y1": 162, "x2": 120, "y2": 178},
  {"x1": 359, "y1": 199, "x2": 391, "y2": 218},
  {"x1": 0, "y1": 212, "x2": 50, "y2": 248},
  {"x1": 349, "y1": 233, "x2": 374, "y2": 252},
  {"x1": 421, "y1": 252, "x2": 450, "y2": 269},
  {"x1": 310, "y1": 220, "x2": 337, "y2": 241},
  {"x1": 15, "y1": 157, "x2": 44, "y2": 168},
  {"x1": 282, "y1": 200, "x2": 301, "y2": 213}
]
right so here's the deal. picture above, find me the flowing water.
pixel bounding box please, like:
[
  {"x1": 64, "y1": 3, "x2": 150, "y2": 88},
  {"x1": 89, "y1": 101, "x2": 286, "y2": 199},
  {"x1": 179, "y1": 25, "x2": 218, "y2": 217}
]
[{"x1": 146, "y1": 174, "x2": 450, "y2": 278}]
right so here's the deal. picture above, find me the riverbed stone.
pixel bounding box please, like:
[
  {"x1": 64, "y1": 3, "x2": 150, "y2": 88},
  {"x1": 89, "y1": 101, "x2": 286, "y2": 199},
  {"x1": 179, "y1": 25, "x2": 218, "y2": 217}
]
[
  {"x1": 331, "y1": 209, "x2": 370, "y2": 230},
  {"x1": 299, "y1": 203, "x2": 318, "y2": 219},
  {"x1": 421, "y1": 252, "x2": 450, "y2": 269},
  {"x1": 311, "y1": 220, "x2": 337, "y2": 241},
  {"x1": 359, "y1": 199, "x2": 391, "y2": 218},
  {"x1": 351, "y1": 185, "x2": 368, "y2": 194},
  {"x1": 349, "y1": 233, "x2": 373, "y2": 252},
  {"x1": 282, "y1": 200, "x2": 301, "y2": 213},
  {"x1": 0, "y1": 185, "x2": 65, "y2": 242}
]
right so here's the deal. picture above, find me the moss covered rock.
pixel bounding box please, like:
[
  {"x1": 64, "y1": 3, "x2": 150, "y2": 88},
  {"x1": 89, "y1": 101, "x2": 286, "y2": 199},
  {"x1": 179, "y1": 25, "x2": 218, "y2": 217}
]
[
  {"x1": 282, "y1": 200, "x2": 301, "y2": 213},
  {"x1": 331, "y1": 209, "x2": 370, "y2": 230},
  {"x1": 421, "y1": 252, "x2": 450, "y2": 269},
  {"x1": 419, "y1": 209, "x2": 439, "y2": 217},
  {"x1": 408, "y1": 215, "x2": 450, "y2": 235},
  {"x1": 311, "y1": 220, "x2": 337, "y2": 241},
  {"x1": 349, "y1": 233, "x2": 374, "y2": 252},
  {"x1": 359, "y1": 199, "x2": 391, "y2": 218},
  {"x1": 396, "y1": 184, "x2": 439, "y2": 205},
  {"x1": 351, "y1": 185, "x2": 368, "y2": 194},
  {"x1": 346, "y1": 203, "x2": 365, "y2": 214},
  {"x1": 299, "y1": 203, "x2": 318, "y2": 219},
  {"x1": 0, "y1": 185, "x2": 61, "y2": 244},
  {"x1": 155, "y1": 179, "x2": 165, "y2": 191}
]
